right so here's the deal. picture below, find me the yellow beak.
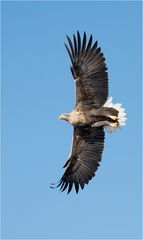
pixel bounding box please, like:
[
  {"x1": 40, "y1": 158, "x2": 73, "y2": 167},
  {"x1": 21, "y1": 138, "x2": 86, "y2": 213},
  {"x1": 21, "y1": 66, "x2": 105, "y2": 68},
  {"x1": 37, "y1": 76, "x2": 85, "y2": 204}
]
[{"x1": 59, "y1": 114, "x2": 65, "y2": 120}]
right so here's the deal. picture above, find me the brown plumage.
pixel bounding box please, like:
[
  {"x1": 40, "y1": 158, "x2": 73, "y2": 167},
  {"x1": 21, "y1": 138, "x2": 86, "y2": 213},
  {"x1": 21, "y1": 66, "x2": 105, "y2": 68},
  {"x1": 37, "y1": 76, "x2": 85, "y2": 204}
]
[
  {"x1": 56, "y1": 126, "x2": 105, "y2": 194},
  {"x1": 65, "y1": 31, "x2": 108, "y2": 106},
  {"x1": 51, "y1": 31, "x2": 127, "y2": 194}
]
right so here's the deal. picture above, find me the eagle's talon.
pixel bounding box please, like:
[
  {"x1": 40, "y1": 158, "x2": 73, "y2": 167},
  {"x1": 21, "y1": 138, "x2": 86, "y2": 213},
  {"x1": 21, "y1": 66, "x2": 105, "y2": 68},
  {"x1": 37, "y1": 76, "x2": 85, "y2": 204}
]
[
  {"x1": 109, "y1": 115, "x2": 118, "y2": 121},
  {"x1": 110, "y1": 122, "x2": 118, "y2": 128}
]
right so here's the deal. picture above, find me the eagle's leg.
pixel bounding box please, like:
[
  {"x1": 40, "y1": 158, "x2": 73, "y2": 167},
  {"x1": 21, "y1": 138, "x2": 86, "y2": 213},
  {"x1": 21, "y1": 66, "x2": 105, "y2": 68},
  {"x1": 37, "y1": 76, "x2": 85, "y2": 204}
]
[
  {"x1": 91, "y1": 117, "x2": 119, "y2": 128},
  {"x1": 108, "y1": 115, "x2": 118, "y2": 121},
  {"x1": 91, "y1": 121, "x2": 111, "y2": 128}
]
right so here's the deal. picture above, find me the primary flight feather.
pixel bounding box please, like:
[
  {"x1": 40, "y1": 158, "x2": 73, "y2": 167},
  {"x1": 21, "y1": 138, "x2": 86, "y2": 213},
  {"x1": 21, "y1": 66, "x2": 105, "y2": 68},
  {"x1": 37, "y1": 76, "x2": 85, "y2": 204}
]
[{"x1": 51, "y1": 31, "x2": 127, "y2": 194}]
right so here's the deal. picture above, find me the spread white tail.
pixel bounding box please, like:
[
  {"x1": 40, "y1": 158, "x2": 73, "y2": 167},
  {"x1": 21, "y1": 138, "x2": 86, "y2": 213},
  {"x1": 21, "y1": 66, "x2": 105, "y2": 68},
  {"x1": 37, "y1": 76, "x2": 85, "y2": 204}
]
[{"x1": 103, "y1": 96, "x2": 127, "y2": 133}]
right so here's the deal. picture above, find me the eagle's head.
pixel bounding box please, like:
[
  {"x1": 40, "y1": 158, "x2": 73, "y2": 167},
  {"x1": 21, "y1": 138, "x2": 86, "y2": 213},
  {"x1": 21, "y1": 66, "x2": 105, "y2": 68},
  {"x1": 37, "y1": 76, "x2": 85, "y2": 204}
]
[
  {"x1": 59, "y1": 111, "x2": 80, "y2": 125},
  {"x1": 59, "y1": 113, "x2": 70, "y2": 122}
]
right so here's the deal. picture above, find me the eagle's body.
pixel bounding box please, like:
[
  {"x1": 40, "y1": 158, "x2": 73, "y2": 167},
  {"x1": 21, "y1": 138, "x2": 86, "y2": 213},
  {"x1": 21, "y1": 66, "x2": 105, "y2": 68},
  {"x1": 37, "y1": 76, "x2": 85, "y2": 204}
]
[
  {"x1": 60, "y1": 105, "x2": 118, "y2": 127},
  {"x1": 51, "y1": 32, "x2": 127, "y2": 194}
]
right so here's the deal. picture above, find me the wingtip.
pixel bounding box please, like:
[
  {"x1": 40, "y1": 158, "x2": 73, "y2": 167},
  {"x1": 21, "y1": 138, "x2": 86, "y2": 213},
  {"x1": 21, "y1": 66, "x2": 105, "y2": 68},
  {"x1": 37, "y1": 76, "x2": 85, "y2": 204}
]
[
  {"x1": 74, "y1": 182, "x2": 79, "y2": 193},
  {"x1": 77, "y1": 30, "x2": 80, "y2": 35},
  {"x1": 83, "y1": 31, "x2": 86, "y2": 40},
  {"x1": 66, "y1": 34, "x2": 69, "y2": 39},
  {"x1": 66, "y1": 34, "x2": 71, "y2": 44},
  {"x1": 49, "y1": 182, "x2": 57, "y2": 189}
]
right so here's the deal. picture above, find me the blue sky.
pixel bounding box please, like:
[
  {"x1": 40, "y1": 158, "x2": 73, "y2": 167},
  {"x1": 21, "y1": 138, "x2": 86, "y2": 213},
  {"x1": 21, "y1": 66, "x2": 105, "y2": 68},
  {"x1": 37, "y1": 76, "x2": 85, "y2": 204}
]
[{"x1": 1, "y1": 1, "x2": 142, "y2": 239}]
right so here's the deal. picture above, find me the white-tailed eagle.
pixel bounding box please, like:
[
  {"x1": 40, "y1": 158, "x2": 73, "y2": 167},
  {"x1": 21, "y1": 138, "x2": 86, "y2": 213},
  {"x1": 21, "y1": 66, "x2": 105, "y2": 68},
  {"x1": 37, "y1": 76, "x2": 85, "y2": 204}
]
[{"x1": 51, "y1": 31, "x2": 127, "y2": 194}]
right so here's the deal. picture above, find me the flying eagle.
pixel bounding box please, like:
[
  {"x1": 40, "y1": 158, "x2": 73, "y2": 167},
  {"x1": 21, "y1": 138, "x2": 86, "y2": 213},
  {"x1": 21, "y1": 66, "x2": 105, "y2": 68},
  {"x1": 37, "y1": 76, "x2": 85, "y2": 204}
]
[{"x1": 51, "y1": 31, "x2": 127, "y2": 194}]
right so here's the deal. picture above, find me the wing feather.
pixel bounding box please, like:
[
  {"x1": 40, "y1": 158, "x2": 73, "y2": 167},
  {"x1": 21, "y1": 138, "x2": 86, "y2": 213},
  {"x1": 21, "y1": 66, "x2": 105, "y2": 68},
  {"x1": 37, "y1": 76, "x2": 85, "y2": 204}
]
[
  {"x1": 82, "y1": 32, "x2": 87, "y2": 51},
  {"x1": 86, "y1": 35, "x2": 92, "y2": 53},
  {"x1": 73, "y1": 34, "x2": 77, "y2": 55},
  {"x1": 65, "y1": 32, "x2": 108, "y2": 106},
  {"x1": 56, "y1": 126, "x2": 105, "y2": 193},
  {"x1": 77, "y1": 31, "x2": 81, "y2": 52},
  {"x1": 66, "y1": 35, "x2": 75, "y2": 58},
  {"x1": 64, "y1": 43, "x2": 74, "y2": 64}
]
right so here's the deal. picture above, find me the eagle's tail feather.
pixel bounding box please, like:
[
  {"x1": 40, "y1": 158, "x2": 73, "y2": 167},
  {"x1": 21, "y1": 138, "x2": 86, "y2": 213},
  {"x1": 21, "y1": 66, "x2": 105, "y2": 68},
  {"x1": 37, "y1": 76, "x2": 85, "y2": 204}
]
[{"x1": 103, "y1": 96, "x2": 127, "y2": 133}]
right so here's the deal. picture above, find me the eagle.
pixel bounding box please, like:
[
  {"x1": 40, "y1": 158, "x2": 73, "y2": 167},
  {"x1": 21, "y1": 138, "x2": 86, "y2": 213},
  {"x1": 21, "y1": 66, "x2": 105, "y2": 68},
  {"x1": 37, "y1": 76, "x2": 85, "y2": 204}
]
[{"x1": 51, "y1": 31, "x2": 127, "y2": 194}]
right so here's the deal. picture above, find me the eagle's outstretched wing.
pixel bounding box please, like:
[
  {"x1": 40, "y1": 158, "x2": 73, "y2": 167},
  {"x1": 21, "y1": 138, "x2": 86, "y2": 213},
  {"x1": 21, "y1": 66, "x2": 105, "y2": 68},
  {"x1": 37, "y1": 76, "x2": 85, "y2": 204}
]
[
  {"x1": 65, "y1": 31, "x2": 108, "y2": 107},
  {"x1": 56, "y1": 126, "x2": 105, "y2": 194}
]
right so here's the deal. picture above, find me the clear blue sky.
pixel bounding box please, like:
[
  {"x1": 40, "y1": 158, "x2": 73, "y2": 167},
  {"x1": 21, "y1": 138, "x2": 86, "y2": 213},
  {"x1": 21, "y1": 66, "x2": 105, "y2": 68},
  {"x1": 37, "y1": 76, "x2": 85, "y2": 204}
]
[{"x1": 1, "y1": 1, "x2": 142, "y2": 239}]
